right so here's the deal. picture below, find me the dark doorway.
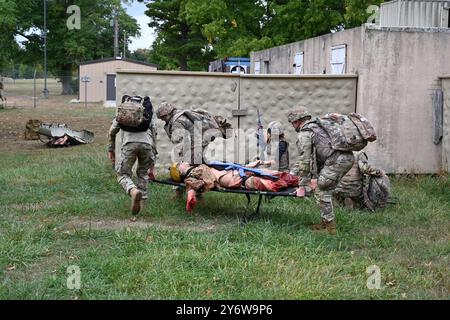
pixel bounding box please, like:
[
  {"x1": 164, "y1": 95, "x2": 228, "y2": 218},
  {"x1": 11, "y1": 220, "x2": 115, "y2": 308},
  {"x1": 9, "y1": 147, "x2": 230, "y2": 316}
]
[{"x1": 106, "y1": 74, "x2": 116, "y2": 101}]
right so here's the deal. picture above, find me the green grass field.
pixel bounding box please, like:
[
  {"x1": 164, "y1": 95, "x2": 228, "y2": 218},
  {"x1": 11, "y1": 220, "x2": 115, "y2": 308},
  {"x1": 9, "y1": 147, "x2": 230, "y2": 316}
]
[
  {"x1": 2, "y1": 78, "x2": 62, "y2": 97},
  {"x1": 0, "y1": 106, "x2": 449, "y2": 300}
]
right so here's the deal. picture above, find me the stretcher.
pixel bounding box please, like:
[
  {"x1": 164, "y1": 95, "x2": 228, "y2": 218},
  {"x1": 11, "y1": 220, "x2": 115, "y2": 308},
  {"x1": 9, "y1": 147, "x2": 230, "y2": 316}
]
[{"x1": 152, "y1": 179, "x2": 300, "y2": 224}]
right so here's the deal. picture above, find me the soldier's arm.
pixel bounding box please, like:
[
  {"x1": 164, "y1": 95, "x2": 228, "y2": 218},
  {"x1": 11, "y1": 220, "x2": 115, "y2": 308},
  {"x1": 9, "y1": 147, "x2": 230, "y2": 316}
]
[
  {"x1": 293, "y1": 131, "x2": 314, "y2": 186},
  {"x1": 171, "y1": 121, "x2": 187, "y2": 162},
  {"x1": 149, "y1": 121, "x2": 158, "y2": 155},
  {"x1": 108, "y1": 119, "x2": 120, "y2": 152},
  {"x1": 358, "y1": 153, "x2": 383, "y2": 176}
]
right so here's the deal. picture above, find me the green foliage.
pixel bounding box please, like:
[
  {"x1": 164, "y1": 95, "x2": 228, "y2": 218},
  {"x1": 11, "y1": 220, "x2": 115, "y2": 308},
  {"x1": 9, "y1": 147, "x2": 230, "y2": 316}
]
[
  {"x1": 0, "y1": 0, "x2": 21, "y2": 72},
  {"x1": 1, "y1": 0, "x2": 139, "y2": 93},
  {"x1": 345, "y1": 0, "x2": 385, "y2": 27},
  {"x1": 143, "y1": 0, "x2": 386, "y2": 71},
  {"x1": 145, "y1": 0, "x2": 214, "y2": 71},
  {"x1": 129, "y1": 48, "x2": 152, "y2": 62},
  {"x1": 2, "y1": 0, "x2": 386, "y2": 74}
]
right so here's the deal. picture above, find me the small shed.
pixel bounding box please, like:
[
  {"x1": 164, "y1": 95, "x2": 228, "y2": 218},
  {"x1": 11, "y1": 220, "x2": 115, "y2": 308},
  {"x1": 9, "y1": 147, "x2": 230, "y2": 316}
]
[{"x1": 78, "y1": 57, "x2": 157, "y2": 104}]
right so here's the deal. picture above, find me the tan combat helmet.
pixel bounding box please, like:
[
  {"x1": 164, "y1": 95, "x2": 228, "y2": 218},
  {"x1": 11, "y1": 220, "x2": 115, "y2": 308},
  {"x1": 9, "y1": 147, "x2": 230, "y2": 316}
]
[
  {"x1": 267, "y1": 121, "x2": 285, "y2": 135},
  {"x1": 156, "y1": 102, "x2": 176, "y2": 119},
  {"x1": 287, "y1": 106, "x2": 312, "y2": 123}
]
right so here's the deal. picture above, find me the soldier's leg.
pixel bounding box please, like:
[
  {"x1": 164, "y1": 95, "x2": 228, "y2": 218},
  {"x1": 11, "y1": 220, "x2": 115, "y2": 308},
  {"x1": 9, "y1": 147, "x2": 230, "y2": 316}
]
[
  {"x1": 314, "y1": 152, "x2": 354, "y2": 234},
  {"x1": 317, "y1": 152, "x2": 354, "y2": 221},
  {"x1": 136, "y1": 144, "x2": 155, "y2": 202},
  {"x1": 116, "y1": 143, "x2": 138, "y2": 195}
]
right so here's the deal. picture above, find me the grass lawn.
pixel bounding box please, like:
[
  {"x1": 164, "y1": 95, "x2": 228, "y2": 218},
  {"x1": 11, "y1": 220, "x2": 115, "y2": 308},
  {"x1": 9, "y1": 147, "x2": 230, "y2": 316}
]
[{"x1": 0, "y1": 104, "x2": 449, "y2": 300}]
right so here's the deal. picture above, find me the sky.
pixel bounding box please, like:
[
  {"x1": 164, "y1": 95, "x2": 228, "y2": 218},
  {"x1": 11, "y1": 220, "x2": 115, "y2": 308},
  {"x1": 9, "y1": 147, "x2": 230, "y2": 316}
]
[{"x1": 123, "y1": 1, "x2": 156, "y2": 51}]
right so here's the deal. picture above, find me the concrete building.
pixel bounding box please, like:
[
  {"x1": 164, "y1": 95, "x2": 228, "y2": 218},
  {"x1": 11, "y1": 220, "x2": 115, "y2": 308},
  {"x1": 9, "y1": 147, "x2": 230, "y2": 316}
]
[
  {"x1": 250, "y1": 1, "x2": 450, "y2": 173},
  {"x1": 78, "y1": 57, "x2": 157, "y2": 105}
]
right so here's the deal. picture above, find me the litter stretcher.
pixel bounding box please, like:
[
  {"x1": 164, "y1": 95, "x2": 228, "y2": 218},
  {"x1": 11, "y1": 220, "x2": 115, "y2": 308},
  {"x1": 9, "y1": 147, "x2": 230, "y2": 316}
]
[{"x1": 152, "y1": 179, "x2": 301, "y2": 224}]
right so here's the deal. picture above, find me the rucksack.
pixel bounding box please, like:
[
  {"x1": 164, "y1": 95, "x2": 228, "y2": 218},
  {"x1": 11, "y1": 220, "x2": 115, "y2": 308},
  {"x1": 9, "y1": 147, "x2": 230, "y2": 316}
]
[
  {"x1": 363, "y1": 174, "x2": 390, "y2": 212},
  {"x1": 116, "y1": 95, "x2": 153, "y2": 132},
  {"x1": 181, "y1": 109, "x2": 232, "y2": 139},
  {"x1": 316, "y1": 113, "x2": 377, "y2": 152}
]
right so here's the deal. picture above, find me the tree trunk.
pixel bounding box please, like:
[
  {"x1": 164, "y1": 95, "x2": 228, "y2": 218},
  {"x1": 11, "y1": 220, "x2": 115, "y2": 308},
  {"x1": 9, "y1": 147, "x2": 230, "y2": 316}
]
[
  {"x1": 60, "y1": 64, "x2": 73, "y2": 95},
  {"x1": 179, "y1": 22, "x2": 189, "y2": 71},
  {"x1": 179, "y1": 58, "x2": 188, "y2": 71}
]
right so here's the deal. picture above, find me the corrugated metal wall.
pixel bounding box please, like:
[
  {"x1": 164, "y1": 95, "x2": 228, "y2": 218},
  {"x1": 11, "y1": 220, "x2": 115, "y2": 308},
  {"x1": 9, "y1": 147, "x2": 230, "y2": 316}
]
[
  {"x1": 380, "y1": 0, "x2": 450, "y2": 28},
  {"x1": 442, "y1": 77, "x2": 450, "y2": 172},
  {"x1": 79, "y1": 61, "x2": 157, "y2": 102},
  {"x1": 116, "y1": 71, "x2": 357, "y2": 168}
]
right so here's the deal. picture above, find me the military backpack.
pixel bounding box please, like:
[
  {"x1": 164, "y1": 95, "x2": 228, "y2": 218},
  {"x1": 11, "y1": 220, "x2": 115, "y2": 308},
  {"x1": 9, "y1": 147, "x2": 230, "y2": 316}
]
[
  {"x1": 363, "y1": 174, "x2": 390, "y2": 212},
  {"x1": 181, "y1": 109, "x2": 233, "y2": 140},
  {"x1": 116, "y1": 95, "x2": 153, "y2": 132},
  {"x1": 316, "y1": 113, "x2": 376, "y2": 152}
]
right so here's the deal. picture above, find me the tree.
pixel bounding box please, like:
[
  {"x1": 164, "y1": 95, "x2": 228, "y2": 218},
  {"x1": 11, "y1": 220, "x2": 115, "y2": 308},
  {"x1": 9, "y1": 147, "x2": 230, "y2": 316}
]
[
  {"x1": 2, "y1": 0, "x2": 140, "y2": 94},
  {"x1": 185, "y1": 0, "x2": 269, "y2": 58},
  {"x1": 0, "y1": 0, "x2": 23, "y2": 74},
  {"x1": 145, "y1": 0, "x2": 214, "y2": 71},
  {"x1": 139, "y1": 0, "x2": 385, "y2": 71},
  {"x1": 129, "y1": 48, "x2": 152, "y2": 62},
  {"x1": 344, "y1": 0, "x2": 385, "y2": 27}
]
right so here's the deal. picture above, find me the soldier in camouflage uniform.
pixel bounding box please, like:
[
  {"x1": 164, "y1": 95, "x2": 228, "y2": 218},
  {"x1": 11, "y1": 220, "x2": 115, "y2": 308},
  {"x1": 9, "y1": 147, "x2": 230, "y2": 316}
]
[
  {"x1": 156, "y1": 102, "x2": 221, "y2": 164},
  {"x1": 334, "y1": 152, "x2": 387, "y2": 210},
  {"x1": 251, "y1": 121, "x2": 290, "y2": 172},
  {"x1": 288, "y1": 106, "x2": 354, "y2": 235},
  {"x1": 108, "y1": 119, "x2": 157, "y2": 221}
]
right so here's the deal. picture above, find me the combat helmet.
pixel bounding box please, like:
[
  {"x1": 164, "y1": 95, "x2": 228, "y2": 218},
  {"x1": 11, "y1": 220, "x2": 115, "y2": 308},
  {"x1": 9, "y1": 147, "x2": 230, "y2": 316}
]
[
  {"x1": 156, "y1": 102, "x2": 176, "y2": 119},
  {"x1": 267, "y1": 121, "x2": 285, "y2": 135},
  {"x1": 287, "y1": 106, "x2": 312, "y2": 123}
]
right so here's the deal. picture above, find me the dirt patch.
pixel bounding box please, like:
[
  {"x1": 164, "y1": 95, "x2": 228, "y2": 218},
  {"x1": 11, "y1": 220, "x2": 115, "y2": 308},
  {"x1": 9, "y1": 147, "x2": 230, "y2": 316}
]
[
  {"x1": 0, "y1": 95, "x2": 114, "y2": 154},
  {"x1": 59, "y1": 217, "x2": 221, "y2": 233}
]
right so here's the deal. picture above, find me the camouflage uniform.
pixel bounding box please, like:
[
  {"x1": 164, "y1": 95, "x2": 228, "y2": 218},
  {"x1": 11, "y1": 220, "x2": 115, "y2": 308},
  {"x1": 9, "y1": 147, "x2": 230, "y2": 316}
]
[
  {"x1": 335, "y1": 152, "x2": 387, "y2": 210},
  {"x1": 289, "y1": 109, "x2": 354, "y2": 223},
  {"x1": 157, "y1": 103, "x2": 221, "y2": 164},
  {"x1": 108, "y1": 119, "x2": 157, "y2": 200},
  {"x1": 334, "y1": 152, "x2": 382, "y2": 209}
]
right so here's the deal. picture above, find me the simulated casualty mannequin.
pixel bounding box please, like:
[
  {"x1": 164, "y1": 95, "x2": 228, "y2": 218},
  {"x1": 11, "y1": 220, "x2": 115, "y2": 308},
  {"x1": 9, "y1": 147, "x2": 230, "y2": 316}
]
[{"x1": 168, "y1": 162, "x2": 300, "y2": 213}]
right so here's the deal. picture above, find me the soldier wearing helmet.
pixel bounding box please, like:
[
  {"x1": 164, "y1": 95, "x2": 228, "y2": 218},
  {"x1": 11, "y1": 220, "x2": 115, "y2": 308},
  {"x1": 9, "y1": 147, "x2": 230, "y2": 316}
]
[
  {"x1": 288, "y1": 106, "x2": 354, "y2": 235},
  {"x1": 108, "y1": 95, "x2": 157, "y2": 222},
  {"x1": 157, "y1": 102, "x2": 229, "y2": 165},
  {"x1": 265, "y1": 121, "x2": 290, "y2": 171},
  {"x1": 334, "y1": 151, "x2": 389, "y2": 211}
]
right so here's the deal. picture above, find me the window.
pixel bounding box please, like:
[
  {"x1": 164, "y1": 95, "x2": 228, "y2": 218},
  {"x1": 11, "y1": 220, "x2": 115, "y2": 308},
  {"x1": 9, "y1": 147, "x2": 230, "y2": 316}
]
[
  {"x1": 330, "y1": 44, "x2": 346, "y2": 75},
  {"x1": 254, "y1": 61, "x2": 261, "y2": 75},
  {"x1": 294, "y1": 52, "x2": 304, "y2": 74},
  {"x1": 264, "y1": 61, "x2": 270, "y2": 74}
]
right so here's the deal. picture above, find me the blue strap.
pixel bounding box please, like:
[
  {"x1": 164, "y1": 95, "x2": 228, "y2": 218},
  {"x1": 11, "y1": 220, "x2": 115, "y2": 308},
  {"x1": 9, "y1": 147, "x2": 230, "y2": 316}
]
[{"x1": 209, "y1": 161, "x2": 278, "y2": 180}]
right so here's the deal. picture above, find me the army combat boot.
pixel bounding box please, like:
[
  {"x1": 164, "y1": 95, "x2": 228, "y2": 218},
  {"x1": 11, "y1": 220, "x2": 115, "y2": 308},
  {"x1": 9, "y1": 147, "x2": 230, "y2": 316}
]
[
  {"x1": 344, "y1": 197, "x2": 354, "y2": 210},
  {"x1": 140, "y1": 199, "x2": 146, "y2": 212},
  {"x1": 312, "y1": 219, "x2": 337, "y2": 235},
  {"x1": 129, "y1": 187, "x2": 142, "y2": 218}
]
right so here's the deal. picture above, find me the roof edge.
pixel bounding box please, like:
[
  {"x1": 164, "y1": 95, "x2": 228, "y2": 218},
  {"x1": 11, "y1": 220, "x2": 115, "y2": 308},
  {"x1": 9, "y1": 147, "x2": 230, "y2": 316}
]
[
  {"x1": 116, "y1": 69, "x2": 358, "y2": 79},
  {"x1": 79, "y1": 57, "x2": 159, "y2": 68}
]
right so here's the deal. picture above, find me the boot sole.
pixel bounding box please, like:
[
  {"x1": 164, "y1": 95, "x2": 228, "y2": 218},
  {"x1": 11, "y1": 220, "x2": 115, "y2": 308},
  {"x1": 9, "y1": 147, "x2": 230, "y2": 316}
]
[{"x1": 131, "y1": 191, "x2": 142, "y2": 215}]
